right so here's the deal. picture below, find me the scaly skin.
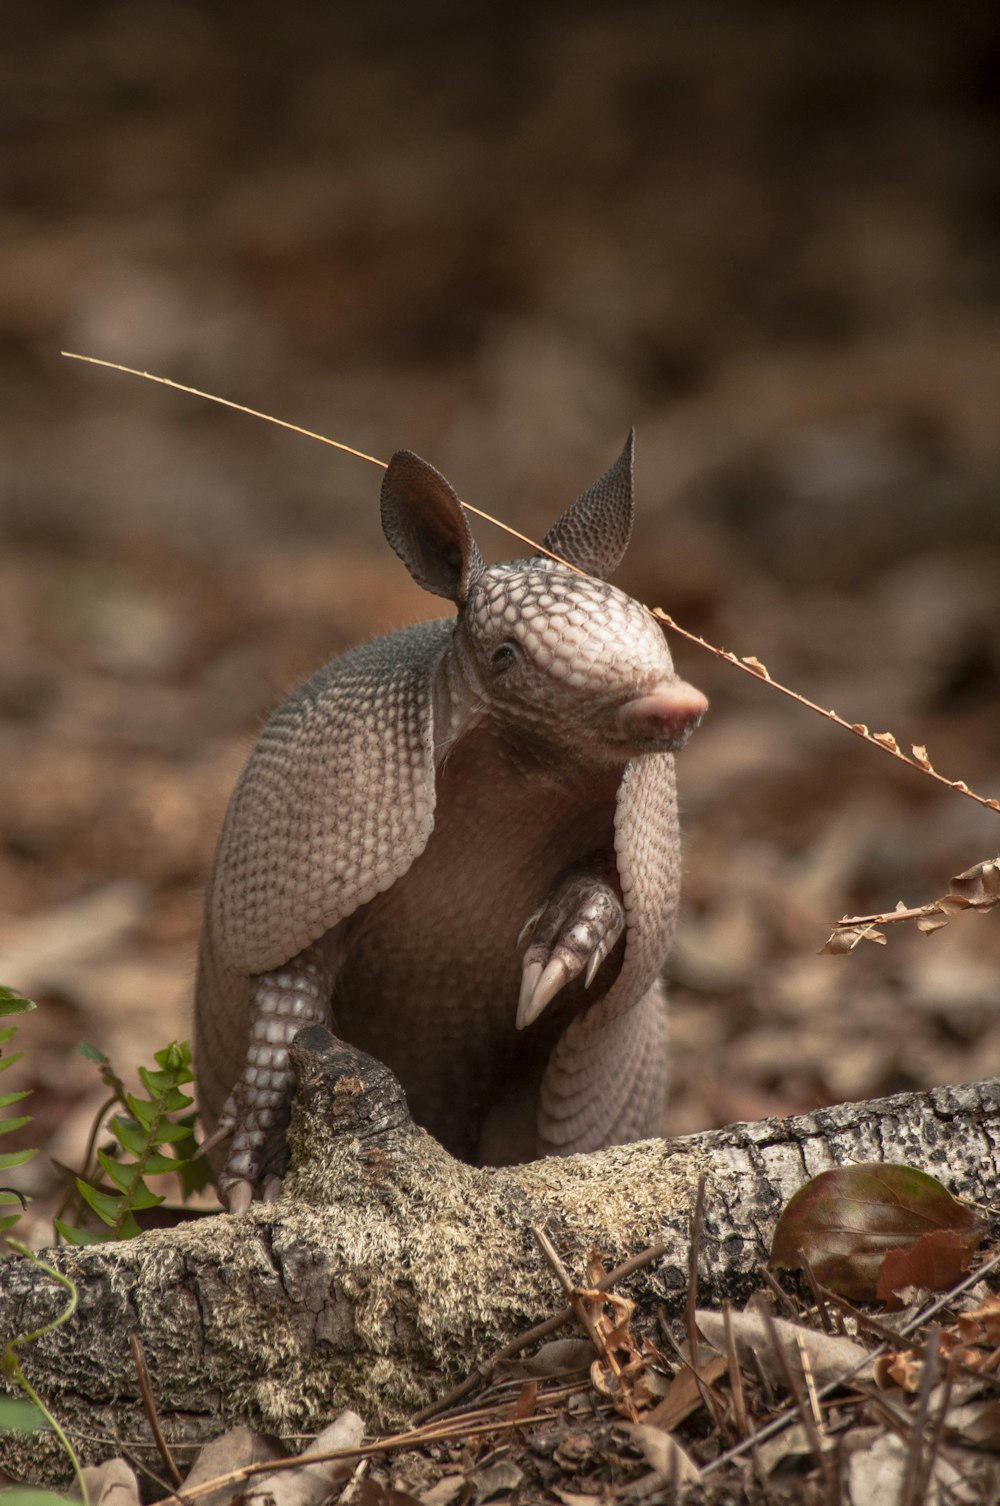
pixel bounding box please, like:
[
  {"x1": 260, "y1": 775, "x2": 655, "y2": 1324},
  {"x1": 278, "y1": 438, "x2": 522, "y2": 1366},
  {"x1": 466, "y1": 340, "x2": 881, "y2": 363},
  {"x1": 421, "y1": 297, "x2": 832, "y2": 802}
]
[{"x1": 195, "y1": 435, "x2": 707, "y2": 1206}]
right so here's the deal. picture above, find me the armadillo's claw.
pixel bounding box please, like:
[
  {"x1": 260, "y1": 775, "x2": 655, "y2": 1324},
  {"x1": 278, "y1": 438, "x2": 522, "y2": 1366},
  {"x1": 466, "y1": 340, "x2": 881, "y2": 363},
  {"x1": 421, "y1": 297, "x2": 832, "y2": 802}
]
[
  {"x1": 518, "y1": 955, "x2": 572, "y2": 1030},
  {"x1": 515, "y1": 875, "x2": 625, "y2": 1031},
  {"x1": 584, "y1": 941, "x2": 609, "y2": 989},
  {"x1": 260, "y1": 1173, "x2": 284, "y2": 1203},
  {"x1": 226, "y1": 1179, "x2": 254, "y2": 1215}
]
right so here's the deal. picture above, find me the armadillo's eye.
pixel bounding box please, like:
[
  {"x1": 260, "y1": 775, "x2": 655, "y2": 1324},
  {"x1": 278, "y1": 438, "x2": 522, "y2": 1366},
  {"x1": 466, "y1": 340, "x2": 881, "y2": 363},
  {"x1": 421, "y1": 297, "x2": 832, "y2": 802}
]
[{"x1": 491, "y1": 642, "x2": 517, "y2": 674}]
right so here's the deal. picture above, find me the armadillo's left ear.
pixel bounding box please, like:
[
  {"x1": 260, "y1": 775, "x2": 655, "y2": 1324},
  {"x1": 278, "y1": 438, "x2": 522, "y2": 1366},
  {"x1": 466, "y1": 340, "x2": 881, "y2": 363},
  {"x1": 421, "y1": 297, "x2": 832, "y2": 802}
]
[
  {"x1": 381, "y1": 451, "x2": 485, "y2": 604},
  {"x1": 541, "y1": 430, "x2": 635, "y2": 580}
]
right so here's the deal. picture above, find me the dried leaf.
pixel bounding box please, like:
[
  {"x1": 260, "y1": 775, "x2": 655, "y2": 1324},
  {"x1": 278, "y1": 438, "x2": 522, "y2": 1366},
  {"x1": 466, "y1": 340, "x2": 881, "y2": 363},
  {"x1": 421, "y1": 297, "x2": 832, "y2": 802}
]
[
  {"x1": 876, "y1": 1228, "x2": 979, "y2": 1309},
  {"x1": 911, "y1": 744, "x2": 933, "y2": 769},
  {"x1": 958, "y1": 1292, "x2": 1000, "y2": 1346},
  {"x1": 770, "y1": 1164, "x2": 985, "y2": 1300},
  {"x1": 184, "y1": 1426, "x2": 287, "y2": 1506},
  {"x1": 357, "y1": 1482, "x2": 422, "y2": 1506},
  {"x1": 247, "y1": 1411, "x2": 365, "y2": 1506},
  {"x1": 873, "y1": 732, "x2": 899, "y2": 752},
  {"x1": 916, "y1": 915, "x2": 949, "y2": 935},
  {"x1": 512, "y1": 1379, "x2": 538, "y2": 1421},
  {"x1": 820, "y1": 923, "x2": 886, "y2": 955},
  {"x1": 755, "y1": 1421, "x2": 820, "y2": 1475},
  {"x1": 880, "y1": 1349, "x2": 923, "y2": 1392},
  {"x1": 642, "y1": 1353, "x2": 727, "y2": 1429},
  {"x1": 945, "y1": 1401, "x2": 1000, "y2": 1449},
  {"x1": 627, "y1": 1423, "x2": 701, "y2": 1485},
  {"x1": 468, "y1": 1460, "x2": 524, "y2": 1505},
  {"x1": 81, "y1": 1460, "x2": 141, "y2": 1506},
  {"x1": 497, "y1": 1337, "x2": 593, "y2": 1379},
  {"x1": 696, "y1": 1309, "x2": 872, "y2": 1389},
  {"x1": 419, "y1": 1477, "x2": 466, "y2": 1506},
  {"x1": 950, "y1": 857, "x2": 1000, "y2": 904},
  {"x1": 741, "y1": 655, "x2": 771, "y2": 678}
]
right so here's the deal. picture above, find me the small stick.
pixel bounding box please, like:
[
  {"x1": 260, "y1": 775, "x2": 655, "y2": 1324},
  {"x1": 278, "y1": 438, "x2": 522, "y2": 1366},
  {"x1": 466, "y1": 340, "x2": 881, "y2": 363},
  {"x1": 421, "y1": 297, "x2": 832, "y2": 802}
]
[
  {"x1": 129, "y1": 1334, "x2": 183, "y2": 1488},
  {"x1": 684, "y1": 1173, "x2": 724, "y2": 1427},
  {"x1": 410, "y1": 1239, "x2": 667, "y2": 1424},
  {"x1": 899, "y1": 1326, "x2": 940, "y2": 1506},
  {"x1": 759, "y1": 1305, "x2": 832, "y2": 1494},
  {"x1": 62, "y1": 351, "x2": 1000, "y2": 817},
  {"x1": 703, "y1": 1246, "x2": 1000, "y2": 1479},
  {"x1": 722, "y1": 1301, "x2": 748, "y2": 1440},
  {"x1": 799, "y1": 1253, "x2": 834, "y2": 1335},
  {"x1": 532, "y1": 1225, "x2": 615, "y2": 1364}
]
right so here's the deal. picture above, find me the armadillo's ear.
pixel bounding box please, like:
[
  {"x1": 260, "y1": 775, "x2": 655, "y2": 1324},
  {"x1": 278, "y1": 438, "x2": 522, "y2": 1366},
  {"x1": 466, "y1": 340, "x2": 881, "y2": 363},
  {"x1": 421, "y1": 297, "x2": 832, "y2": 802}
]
[
  {"x1": 541, "y1": 430, "x2": 635, "y2": 580},
  {"x1": 380, "y1": 450, "x2": 485, "y2": 604}
]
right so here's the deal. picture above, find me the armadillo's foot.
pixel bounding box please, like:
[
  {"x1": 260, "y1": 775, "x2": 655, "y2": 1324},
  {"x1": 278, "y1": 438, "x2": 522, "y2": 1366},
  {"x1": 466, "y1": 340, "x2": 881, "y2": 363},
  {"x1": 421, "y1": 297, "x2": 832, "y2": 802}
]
[
  {"x1": 216, "y1": 948, "x2": 335, "y2": 1208},
  {"x1": 517, "y1": 874, "x2": 624, "y2": 1030}
]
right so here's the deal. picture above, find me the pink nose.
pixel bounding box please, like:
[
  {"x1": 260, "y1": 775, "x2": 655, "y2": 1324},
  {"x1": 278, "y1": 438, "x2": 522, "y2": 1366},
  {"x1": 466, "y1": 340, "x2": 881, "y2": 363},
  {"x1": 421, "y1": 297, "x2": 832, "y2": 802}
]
[{"x1": 617, "y1": 680, "x2": 709, "y2": 747}]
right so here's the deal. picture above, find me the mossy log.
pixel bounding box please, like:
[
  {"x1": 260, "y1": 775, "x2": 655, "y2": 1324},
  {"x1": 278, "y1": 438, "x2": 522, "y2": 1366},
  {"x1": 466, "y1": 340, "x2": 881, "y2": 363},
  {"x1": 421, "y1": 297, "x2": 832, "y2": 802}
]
[{"x1": 1, "y1": 1028, "x2": 997, "y2": 1487}]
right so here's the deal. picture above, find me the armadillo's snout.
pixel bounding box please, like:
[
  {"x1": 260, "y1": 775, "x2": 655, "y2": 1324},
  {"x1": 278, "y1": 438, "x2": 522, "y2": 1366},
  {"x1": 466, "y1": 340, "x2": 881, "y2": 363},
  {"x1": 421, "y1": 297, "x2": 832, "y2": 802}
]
[{"x1": 617, "y1": 679, "x2": 708, "y2": 750}]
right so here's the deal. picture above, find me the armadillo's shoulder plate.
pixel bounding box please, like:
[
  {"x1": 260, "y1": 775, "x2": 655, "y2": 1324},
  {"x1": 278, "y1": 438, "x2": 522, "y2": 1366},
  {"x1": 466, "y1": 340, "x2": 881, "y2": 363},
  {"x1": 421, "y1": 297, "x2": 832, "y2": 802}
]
[{"x1": 210, "y1": 618, "x2": 451, "y2": 973}]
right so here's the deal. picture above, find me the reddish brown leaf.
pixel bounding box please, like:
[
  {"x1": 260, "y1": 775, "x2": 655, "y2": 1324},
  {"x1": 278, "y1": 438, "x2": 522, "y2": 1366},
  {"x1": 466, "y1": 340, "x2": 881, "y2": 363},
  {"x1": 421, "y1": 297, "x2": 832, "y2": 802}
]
[
  {"x1": 876, "y1": 1228, "x2": 977, "y2": 1308},
  {"x1": 770, "y1": 1163, "x2": 985, "y2": 1300}
]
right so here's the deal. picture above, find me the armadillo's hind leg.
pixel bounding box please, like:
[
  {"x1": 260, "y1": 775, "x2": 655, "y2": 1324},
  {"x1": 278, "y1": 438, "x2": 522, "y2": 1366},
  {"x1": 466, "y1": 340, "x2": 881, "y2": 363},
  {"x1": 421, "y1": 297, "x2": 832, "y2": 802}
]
[
  {"x1": 517, "y1": 864, "x2": 625, "y2": 1031},
  {"x1": 536, "y1": 979, "x2": 668, "y2": 1155},
  {"x1": 214, "y1": 941, "x2": 336, "y2": 1211}
]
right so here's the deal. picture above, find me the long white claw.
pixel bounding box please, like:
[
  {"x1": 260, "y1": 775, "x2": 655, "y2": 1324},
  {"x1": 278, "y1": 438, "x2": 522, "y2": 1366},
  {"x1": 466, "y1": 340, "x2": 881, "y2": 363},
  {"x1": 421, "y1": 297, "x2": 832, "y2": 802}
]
[
  {"x1": 226, "y1": 1179, "x2": 253, "y2": 1215},
  {"x1": 517, "y1": 956, "x2": 570, "y2": 1030},
  {"x1": 584, "y1": 943, "x2": 607, "y2": 989},
  {"x1": 261, "y1": 1174, "x2": 283, "y2": 1203}
]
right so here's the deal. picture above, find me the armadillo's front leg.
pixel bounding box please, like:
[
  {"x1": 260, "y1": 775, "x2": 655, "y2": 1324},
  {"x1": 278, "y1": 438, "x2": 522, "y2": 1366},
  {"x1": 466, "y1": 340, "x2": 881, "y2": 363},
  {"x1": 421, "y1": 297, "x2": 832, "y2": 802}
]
[
  {"x1": 212, "y1": 941, "x2": 335, "y2": 1211},
  {"x1": 517, "y1": 862, "x2": 625, "y2": 1030}
]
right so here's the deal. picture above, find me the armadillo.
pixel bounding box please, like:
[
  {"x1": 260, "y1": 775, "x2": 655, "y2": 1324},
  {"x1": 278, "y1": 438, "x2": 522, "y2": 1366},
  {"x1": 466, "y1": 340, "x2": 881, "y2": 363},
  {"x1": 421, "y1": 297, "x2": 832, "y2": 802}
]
[{"x1": 195, "y1": 433, "x2": 707, "y2": 1209}]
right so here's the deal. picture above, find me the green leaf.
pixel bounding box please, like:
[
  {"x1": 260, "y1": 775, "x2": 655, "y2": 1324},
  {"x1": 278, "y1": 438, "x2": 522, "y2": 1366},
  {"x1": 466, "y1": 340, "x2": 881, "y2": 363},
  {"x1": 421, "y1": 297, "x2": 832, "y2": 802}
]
[
  {"x1": 770, "y1": 1163, "x2": 987, "y2": 1300},
  {"x1": 156, "y1": 1040, "x2": 193, "y2": 1072},
  {"x1": 54, "y1": 1219, "x2": 104, "y2": 1247},
  {"x1": 110, "y1": 1118, "x2": 148, "y2": 1158},
  {"x1": 126, "y1": 1096, "x2": 157, "y2": 1132},
  {"x1": 0, "y1": 1049, "x2": 24, "y2": 1072},
  {"x1": 0, "y1": 1396, "x2": 48, "y2": 1432},
  {"x1": 133, "y1": 1150, "x2": 180, "y2": 1176},
  {"x1": 0, "y1": 1491, "x2": 77, "y2": 1506},
  {"x1": 75, "y1": 1042, "x2": 108, "y2": 1064},
  {"x1": 0, "y1": 1090, "x2": 30, "y2": 1110},
  {"x1": 0, "y1": 1117, "x2": 32, "y2": 1139},
  {"x1": 0, "y1": 989, "x2": 36, "y2": 1017},
  {"x1": 95, "y1": 1149, "x2": 136, "y2": 1193},
  {"x1": 75, "y1": 1180, "x2": 122, "y2": 1227},
  {"x1": 0, "y1": 1149, "x2": 36, "y2": 1171}
]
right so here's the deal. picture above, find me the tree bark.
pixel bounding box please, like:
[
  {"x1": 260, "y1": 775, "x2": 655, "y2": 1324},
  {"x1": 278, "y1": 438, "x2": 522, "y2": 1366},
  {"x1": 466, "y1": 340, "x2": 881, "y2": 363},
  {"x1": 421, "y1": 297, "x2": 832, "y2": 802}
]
[{"x1": 1, "y1": 1028, "x2": 997, "y2": 1486}]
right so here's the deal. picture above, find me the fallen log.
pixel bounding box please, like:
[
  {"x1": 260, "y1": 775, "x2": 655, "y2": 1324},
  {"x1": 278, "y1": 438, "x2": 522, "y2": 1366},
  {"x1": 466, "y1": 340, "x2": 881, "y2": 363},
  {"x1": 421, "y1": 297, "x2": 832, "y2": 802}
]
[{"x1": 1, "y1": 1027, "x2": 997, "y2": 1487}]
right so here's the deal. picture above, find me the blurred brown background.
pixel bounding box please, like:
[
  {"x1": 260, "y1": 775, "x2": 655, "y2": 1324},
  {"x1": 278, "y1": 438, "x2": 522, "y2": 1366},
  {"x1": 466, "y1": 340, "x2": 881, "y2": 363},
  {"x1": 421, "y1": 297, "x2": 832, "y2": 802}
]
[{"x1": 2, "y1": 1, "x2": 999, "y2": 1213}]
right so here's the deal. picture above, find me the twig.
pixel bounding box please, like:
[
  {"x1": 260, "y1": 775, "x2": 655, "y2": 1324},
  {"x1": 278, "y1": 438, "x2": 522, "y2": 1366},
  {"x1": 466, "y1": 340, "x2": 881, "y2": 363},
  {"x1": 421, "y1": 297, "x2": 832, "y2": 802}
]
[
  {"x1": 410, "y1": 1239, "x2": 667, "y2": 1424},
  {"x1": 684, "y1": 1173, "x2": 724, "y2": 1427},
  {"x1": 760, "y1": 1304, "x2": 831, "y2": 1491},
  {"x1": 702, "y1": 1246, "x2": 1000, "y2": 1479},
  {"x1": 899, "y1": 1325, "x2": 940, "y2": 1506},
  {"x1": 129, "y1": 1334, "x2": 182, "y2": 1488},
  {"x1": 62, "y1": 351, "x2": 1000, "y2": 818},
  {"x1": 160, "y1": 1390, "x2": 576, "y2": 1506},
  {"x1": 532, "y1": 1226, "x2": 617, "y2": 1364}
]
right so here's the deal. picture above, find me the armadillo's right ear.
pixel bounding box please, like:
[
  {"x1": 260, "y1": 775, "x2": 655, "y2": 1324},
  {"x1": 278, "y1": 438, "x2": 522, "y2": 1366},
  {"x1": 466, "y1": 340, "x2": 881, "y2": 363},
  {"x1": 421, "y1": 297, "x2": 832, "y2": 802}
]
[
  {"x1": 541, "y1": 430, "x2": 635, "y2": 580},
  {"x1": 380, "y1": 451, "x2": 485, "y2": 604}
]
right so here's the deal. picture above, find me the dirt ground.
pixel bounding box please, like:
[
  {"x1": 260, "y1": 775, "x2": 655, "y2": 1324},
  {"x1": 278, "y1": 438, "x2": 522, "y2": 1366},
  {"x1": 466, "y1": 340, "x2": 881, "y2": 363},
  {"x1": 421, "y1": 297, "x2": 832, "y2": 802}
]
[{"x1": 2, "y1": 0, "x2": 1000, "y2": 1407}]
